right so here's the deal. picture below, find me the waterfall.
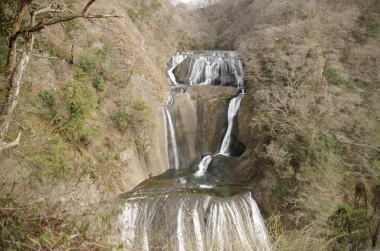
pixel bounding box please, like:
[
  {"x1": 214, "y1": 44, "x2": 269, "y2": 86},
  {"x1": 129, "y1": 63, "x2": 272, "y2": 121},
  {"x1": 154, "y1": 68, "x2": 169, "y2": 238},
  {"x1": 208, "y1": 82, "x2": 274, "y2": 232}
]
[
  {"x1": 119, "y1": 191, "x2": 271, "y2": 251},
  {"x1": 219, "y1": 93, "x2": 244, "y2": 155},
  {"x1": 168, "y1": 51, "x2": 244, "y2": 88},
  {"x1": 177, "y1": 204, "x2": 186, "y2": 251},
  {"x1": 194, "y1": 92, "x2": 243, "y2": 177},
  {"x1": 142, "y1": 227, "x2": 149, "y2": 251},
  {"x1": 119, "y1": 51, "x2": 271, "y2": 251},
  {"x1": 163, "y1": 107, "x2": 180, "y2": 169},
  {"x1": 168, "y1": 53, "x2": 187, "y2": 85},
  {"x1": 192, "y1": 203, "x2": 205, "y2": 251},
  {"x1": 194, "y1": 155, "x2": 213, "y2": 177}
]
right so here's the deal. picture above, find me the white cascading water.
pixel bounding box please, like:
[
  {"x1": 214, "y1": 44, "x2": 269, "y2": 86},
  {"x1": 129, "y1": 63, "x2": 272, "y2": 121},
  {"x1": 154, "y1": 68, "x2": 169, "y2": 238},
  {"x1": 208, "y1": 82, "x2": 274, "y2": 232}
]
[
  {"x1": 163, "y1": 107, "x2": 180, "y2": 169},
  {"x1": 194, "y1": 92, "x2": 244, "y2": 177},
  {"x1": 119, "y1": 51, "x2": 271, "y2": 251},
  {"x1": 177, "y1": 204, "x2": 186, "y2": 251},
  {"x1": 168, "y1": 53, "x2": 187, "y2": 85},
  {"x1": 219, "y1": 93, "x2": 244, "y2": 156},
  {"x1": 119, "y1": 191, "x2": 271, "y2": 251},
  {"x1": 193, "y1": 203, "x2": 204, "y2": 251},
  {"x1": 168, "y1": 51, "x2": 244, "y2": 88},
  {"x1": 194, "y1": 155, "x2": 213, "y2": 177}
]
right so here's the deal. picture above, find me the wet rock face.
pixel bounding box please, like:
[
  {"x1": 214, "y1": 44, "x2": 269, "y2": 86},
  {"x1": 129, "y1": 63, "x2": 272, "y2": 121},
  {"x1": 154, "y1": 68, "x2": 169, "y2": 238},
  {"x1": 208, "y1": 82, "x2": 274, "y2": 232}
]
[
  {"x1": 117, "y1": 51, "x2": 274, "y2": 251},
  {"x1": 170, "y1": 51, "x2": 244, "y2": 88},
  {"x1": 170, "y1": 86, "x2": 240, "y2": 168}
]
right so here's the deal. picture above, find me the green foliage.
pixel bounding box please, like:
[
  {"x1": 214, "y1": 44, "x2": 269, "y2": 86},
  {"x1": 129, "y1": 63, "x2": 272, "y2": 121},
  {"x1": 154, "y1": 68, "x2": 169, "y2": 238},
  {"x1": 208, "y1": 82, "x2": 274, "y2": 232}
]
[
  {"x1": 272, "y1": 177, "x2": 298, "y2": 206},
  {"x1": 100, "y1": 209, "x2": 120, "y2": 230},
  {"x1": 351, "y1": 29, "x2": 369, "y2": 44},
  {"x1": 0, "y1": 37, "x2": 8, "y2": 75},
  {"x1": 138, "y1": 0, "x2": 162, "y2": 19},
  {"x1": 112, "y1": 109, "x2": 130, "y2": 133},
  {"x1": 354, "y1": 79, "x2": 376, "y2": 100},
  {"x1": 324, "y1": 68, "x2": 355, "y2": 90},
  {"x1": 327, "y1": 205, "x2": 371, "y2": 250},
  {"x1": 104, "y1": 137, "x2": 116, "y2": 150},
  {"x1": 79, "y1": 52, "x2": 98, "y2": 72},
  {"x1": 257, "y1": 111, "x2": 278, "y2": 139},
  {"x1": 127, "y1": 0, "x2": 162, "y2": 23},
  {"x1": 0, "y1": 195, "x2": 101, "y2": 250},
  {"x1": 270, "y1": 44, "x2": 283, "y2": 59},
  {"x1": 111, "y1": 100, "x2": 151, "y2": 133},
  {"x1": 93, "y1": 74, "x2": 105, "y2": 91},
  {"x1": 352, "y1": 110, "x2": 380, "y2": 152},
  {"x1": 132, "y1": 100, "x2": 150, "y2": 111},
  {"x1": 66, "y1": 81, "x2": 98, "y2": 120},
  {"x1": 127, "y1": 7, "x2": 139, "y2": 23},
  {"x1": 352, "y1": 11, "x2": 380, "y2": 44},
  {"x1": 38, "y1": 90, "x2": 54, "y2": 107},
  {"x1": 131, "y1": 100, "x2": 151, "y2": 123},
  {"x1": 45, "y1": 48, "x2": 111, "y2": 144},
  {"x1": 288, "y1": 126, "x2": 342, "y2": 168},
  {"x1": 18, "y1": 131, "x2": 69, "y2": 180},
  {"x1": 258, "y1": 56, "x2": 288, "y2": 85},
  {"x1": 357, "y1": 11, "x2": 380, "y2": 37},
  {"x1": 78, "y1": 47, "x2": 109, "y2": 73},
  {"x1": 64, "y1": 0, "x2": 76, "y2": 9},
  {"x1": 32, "y1": 135, "x2": 69, "y2": 179},
  {"x1": 0, "y1": 0, "x2": 16, "y2": 36},
  {"x1": 371, "y1": 159, "x2": 380, "y2": 184},
  {"x1": 55, "y1": 77, "x2": 99, "y2": 144},
  {"x1": 74, "y1": 67, "x2": 87, "y2": 79},
  {"x1": 324, "y1": 68, "x2": 342, "y2": 85},
  {"x1": 0, "y1": 198, "x2": 52, "y2": 250},
  {"x1": 35, "y1": 39, "x2": 67, "y2": 59},
  {"x1": 150, "y1": 0, "x2": 162, "y2": 10},
  {"x1": 61, "y1": 19, "x2": 84, "y2": 37}
]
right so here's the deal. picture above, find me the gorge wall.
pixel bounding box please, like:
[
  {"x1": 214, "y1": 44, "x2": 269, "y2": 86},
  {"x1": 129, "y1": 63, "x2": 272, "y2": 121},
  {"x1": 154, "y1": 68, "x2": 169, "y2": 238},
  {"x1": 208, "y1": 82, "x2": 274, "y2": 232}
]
[
  {"x1": 200, "y1": 0, "x2": 380, "y2": 249},
  {"x1": 116, "y1": 50, "x2": 273, "y2": 251},
  {"x1": 0, "y1": 0, "x2": 216, "y2": 249},
  {"x1": 1, "y1": 0, "x2": 379, "y2": 250}
]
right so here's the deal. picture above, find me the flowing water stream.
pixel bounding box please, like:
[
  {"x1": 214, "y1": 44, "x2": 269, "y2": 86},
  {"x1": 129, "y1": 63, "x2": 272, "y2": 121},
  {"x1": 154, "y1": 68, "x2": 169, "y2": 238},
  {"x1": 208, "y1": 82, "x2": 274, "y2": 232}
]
[
  {"x1": 163, "y1": 107, "x2": 180, "y2": 169},
  {"x1": 119, "y1": 51, "x2": 271, "y2": 251}
]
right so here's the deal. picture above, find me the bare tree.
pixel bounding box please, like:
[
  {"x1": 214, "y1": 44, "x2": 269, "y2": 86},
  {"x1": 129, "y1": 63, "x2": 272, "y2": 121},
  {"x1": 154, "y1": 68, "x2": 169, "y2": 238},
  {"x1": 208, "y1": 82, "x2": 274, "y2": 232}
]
[{"x1": 0, "y1": 0, "x2": 122, "y2": 151}]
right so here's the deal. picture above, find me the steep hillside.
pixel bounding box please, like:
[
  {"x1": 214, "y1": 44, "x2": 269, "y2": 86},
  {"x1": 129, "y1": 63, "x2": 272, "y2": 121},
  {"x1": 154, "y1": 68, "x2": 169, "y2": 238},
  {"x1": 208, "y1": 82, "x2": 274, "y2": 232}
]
[
  {"x1": 0, "y1": 0, "x2": 210, "y2": 249},
  {"x1": 1, "y1": 0, "x2": 379, "y2": 250},
  {"x1": 202, "y1": 0, "x2": 380, "y2": 249}
]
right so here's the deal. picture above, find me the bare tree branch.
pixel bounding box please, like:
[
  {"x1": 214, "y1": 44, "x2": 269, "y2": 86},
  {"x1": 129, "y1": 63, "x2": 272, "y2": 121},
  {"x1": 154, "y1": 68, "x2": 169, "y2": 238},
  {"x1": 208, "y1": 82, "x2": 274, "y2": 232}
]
[
  {"x1": 20, "y1": 13, "x2": 123, "y2": 34},
  {"x1": 5, "y1": 0, "x2": 33, "y2": 78},
  {"x1": 0, "y1": 0, "x2": 122, "y2": 151},
  {"x1": 0, "y1": 132, "x2": 21, "y2": 151},
  {"x1": 83, "y1": 0, "x2": 97, "y2": 15},
  {"x1": 18, "y1": 0, "x2": 123, "y2": 34},
  {"x1": 337, "y1": 139, "x2": 380, "y2": 152}
]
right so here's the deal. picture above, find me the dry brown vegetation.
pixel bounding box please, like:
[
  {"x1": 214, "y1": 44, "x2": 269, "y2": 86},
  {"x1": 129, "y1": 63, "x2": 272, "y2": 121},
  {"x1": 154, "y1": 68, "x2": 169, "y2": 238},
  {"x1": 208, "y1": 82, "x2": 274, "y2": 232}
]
[
  {"x1": 200, "y1": 0, "x2": 380, "y2": 249},
  {"x1": 0, "y1": 0, "x2": 208, "y2": 249},
  {"x1": 1, "y1": 0, "x2": 379, "y2": 249}
]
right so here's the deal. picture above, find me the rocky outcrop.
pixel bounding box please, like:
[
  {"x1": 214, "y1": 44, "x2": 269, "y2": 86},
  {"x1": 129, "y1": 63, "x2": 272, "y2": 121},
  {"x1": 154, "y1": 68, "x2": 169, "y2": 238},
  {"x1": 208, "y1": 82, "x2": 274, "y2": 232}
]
[{"x1": 169, "y1": 86, "x2": 238, "y2": 168}]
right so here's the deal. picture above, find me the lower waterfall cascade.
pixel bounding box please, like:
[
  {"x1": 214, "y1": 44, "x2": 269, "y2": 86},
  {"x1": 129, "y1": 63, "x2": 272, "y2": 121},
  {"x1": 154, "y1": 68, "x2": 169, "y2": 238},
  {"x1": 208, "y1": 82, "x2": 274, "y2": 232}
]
[{"x1": 119, "y1": 51, "x2": 271, "y2": 251}]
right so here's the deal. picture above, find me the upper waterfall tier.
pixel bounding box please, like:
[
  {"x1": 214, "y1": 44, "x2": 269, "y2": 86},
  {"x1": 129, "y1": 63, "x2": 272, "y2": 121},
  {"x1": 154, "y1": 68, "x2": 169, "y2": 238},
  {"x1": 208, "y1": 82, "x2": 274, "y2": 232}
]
[{"x1": 168, "y1": 51, "x2": 244, "y2": 88}]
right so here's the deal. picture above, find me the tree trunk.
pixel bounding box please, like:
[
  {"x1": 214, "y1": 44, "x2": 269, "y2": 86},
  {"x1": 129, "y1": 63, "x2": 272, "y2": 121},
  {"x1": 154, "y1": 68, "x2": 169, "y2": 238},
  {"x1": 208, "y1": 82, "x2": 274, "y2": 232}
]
[
  {"x1": 0, "y1": 0, "x2": 33, "y2": 149},
  {"x1": 0, "y1": 33, "x2": 34, "y2": 138},
  {"x1": 0, "y1": 0, "x2": 120, "y2": 151},
  {"x1": 5, "y1": 0, "x2": 32, "y2": 78}
]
